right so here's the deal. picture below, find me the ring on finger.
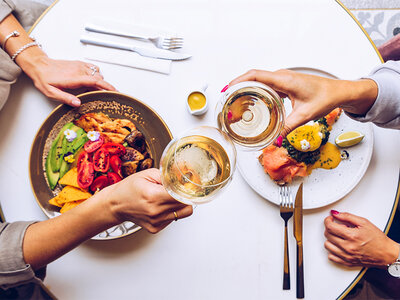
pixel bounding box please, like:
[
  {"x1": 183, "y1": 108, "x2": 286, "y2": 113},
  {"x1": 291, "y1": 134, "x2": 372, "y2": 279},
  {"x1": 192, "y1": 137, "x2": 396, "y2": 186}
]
[
  {"x1": 173, "y1": 211, "x2": 178, "y2": 222},
  {"x1": 90, "y1": 65, "x2": 98, "y2": 76}
]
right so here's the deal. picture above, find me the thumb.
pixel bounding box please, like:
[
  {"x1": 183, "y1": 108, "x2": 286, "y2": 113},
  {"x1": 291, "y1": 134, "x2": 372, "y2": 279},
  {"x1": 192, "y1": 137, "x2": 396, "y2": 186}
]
[
  {"x1": 281, "y1": 110, "x2": 308, "y2": 138},
  {"x1": 331, "y1": 210, "x2": 364, "y2": 227}
]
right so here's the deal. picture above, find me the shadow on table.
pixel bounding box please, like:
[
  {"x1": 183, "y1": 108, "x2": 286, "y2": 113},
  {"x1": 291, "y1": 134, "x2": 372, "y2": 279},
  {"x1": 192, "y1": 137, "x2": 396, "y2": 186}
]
[{"x1": 81, "y1": 228, "x2": 154, "y2": 257}]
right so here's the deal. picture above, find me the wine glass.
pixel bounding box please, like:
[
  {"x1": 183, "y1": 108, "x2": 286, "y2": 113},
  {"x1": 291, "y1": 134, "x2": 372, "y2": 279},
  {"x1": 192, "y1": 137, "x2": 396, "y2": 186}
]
[
  {"x1": 216, "y1": 81, "x2": 285, "y2": 150},
  {"x1": 160, "y1": 126, "x2": 236, "y2": 205}
]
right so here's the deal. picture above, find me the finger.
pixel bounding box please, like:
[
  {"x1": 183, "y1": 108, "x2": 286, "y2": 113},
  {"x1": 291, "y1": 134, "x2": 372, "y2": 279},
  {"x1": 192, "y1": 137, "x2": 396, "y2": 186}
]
[
  {"x1": 56, "y1": 76, "x2": 116, "y2": 91},
  {"x1": 229, "y1": 69, "x2": 293, "y2": 94},
  {"x1": 281, "y1": 109, "x2": 311, "y2": 137},
  {"x1": 324, "y1": 216, "x2": 352, "y2": 239},
  {"x1": 143, "y1": 220, "x2": 173, "y2": 234},
  {"x1": 331, "y1": 211, "x2": 365, "y2": 227},
  {"x1": 324, "y1": 240, "x2": 353, "y2": 262},
  {"x1": 153, "y1": 205, "x2": 193, "y2": 225},
  {"x1": 324, "y1": 231, "x2": 347, "y2": 250},
  {"x1": 327, "y1": 253, "x2": 354, "y2": 267},
  {"x1": 43, "y1": 85, "x2": 81, "y2": 107}
]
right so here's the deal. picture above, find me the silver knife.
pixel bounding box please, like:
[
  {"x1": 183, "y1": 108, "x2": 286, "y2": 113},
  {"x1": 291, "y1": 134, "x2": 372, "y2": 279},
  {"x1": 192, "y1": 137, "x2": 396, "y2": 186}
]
[
  {"x1": 80, "y1": 35, "x2": 191, "y2": 61},
  {"x1": 293, "y1": 183, "x2": 304, "y2": 299}
]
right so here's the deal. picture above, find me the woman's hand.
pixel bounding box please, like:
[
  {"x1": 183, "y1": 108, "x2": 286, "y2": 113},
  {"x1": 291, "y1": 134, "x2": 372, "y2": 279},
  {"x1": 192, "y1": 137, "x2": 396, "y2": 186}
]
[
  {"x1": 103, "y1": 168, "x2": 193, "y2": 234},
  {"x1": 18, "y1": 52, "x2": 116, "y2": 107},
  {"x1": 324, "y1": 210, "x2": 400, "y2": 268},
  {"x1": 229, "y1": 69, "x2": 378, "y2": 136}
]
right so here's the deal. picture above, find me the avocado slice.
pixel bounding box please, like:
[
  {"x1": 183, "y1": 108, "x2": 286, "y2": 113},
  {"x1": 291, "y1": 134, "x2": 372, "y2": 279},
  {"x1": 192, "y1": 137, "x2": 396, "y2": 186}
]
[
  {"x1": 51, "y1": 122, "x2": 74, "y2": 172},
  {"x1": 46, "y1": 143, "x2": 60, "y2": 190}
]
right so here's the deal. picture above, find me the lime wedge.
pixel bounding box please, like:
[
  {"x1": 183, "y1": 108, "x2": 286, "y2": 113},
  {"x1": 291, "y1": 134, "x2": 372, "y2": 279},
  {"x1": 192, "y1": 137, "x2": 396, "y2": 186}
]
[{"x1": 335, "y1": 131, "x2": 364, "y2": 147}]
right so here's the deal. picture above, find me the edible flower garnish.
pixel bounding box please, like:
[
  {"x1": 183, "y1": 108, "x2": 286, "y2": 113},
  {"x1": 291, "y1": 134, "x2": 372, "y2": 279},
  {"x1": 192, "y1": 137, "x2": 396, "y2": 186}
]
[
  {"x1": 300, "y1": 139, "x2": 311, "y2": 151},
  {"x1": 64, "y1": 129, "x2": 77, "y2": 142},
  {"x1": 87, "y1": 131, "x2": 100, "y2": 142},
  {"x1": 64, "y1": 152, "x2": 75, "y2": 163}
]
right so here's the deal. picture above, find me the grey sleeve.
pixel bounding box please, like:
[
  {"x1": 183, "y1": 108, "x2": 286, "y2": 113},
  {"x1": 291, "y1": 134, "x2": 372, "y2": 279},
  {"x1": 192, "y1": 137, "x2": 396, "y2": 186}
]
[
  {"x1": 0, "y1": 221, "x2": 42, "y2": 289},
  {"x1": 0, "y1": 0, "x2": 15, "y2": 23},
  {"x1": 346, "y1": 60, "x2": 400, "y2": 129}
]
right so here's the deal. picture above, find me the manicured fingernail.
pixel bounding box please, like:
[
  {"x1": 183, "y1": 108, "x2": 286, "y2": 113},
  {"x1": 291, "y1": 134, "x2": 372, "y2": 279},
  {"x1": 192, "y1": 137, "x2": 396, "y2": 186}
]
[
  {"x1": 331, "y1": 210, "x2": 339, "y2": 216},
  {"x1": 221, "y1": 85, "x2": 229, "y2": 93},
  {"x1": 275, "y1": 136, "x2": 283, "y2": 147},
  {"x1": 72, "y1": 99, "x2": 81, "y2": 106}
]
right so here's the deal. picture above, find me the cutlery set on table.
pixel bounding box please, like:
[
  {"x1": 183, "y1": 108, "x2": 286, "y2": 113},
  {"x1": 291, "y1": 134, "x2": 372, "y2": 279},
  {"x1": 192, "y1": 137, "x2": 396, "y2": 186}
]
[
  {"x1": 279, "y1": 183, "x2": 304, "y2": 299},
  {"x1": 80, "y1": 18, "x2": 191, "y2": 74}
]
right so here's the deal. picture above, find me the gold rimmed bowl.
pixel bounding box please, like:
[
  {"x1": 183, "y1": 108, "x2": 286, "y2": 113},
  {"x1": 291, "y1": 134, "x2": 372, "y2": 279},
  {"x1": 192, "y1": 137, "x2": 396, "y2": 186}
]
[{"x1": 29, "y1": 91, "x2": 172, "y2": 240}]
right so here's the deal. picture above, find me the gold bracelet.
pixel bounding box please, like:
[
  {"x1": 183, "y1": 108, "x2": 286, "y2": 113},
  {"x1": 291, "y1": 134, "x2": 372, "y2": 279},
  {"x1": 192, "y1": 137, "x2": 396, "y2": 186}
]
[
  {"x1": 11, "y1": 39, "x2": 41, "y2": 61},
  {"x1": 2, "y1": 30, "x2": 20, "y2": 49}
]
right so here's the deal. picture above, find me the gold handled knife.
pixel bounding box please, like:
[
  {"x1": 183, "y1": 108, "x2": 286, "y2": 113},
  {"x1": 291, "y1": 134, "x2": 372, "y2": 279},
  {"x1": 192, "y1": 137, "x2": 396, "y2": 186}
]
[{"x1": 293, "y1": 183, "x2": 304, "y2": 298}]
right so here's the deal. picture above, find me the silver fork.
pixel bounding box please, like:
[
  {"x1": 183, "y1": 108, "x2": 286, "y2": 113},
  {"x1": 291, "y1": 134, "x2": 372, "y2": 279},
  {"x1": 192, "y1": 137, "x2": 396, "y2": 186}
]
[
  {"x1": 279, "y1": 185, "x2": 294, "y2": 290},
  {"x1": 85, "y1": 23, "x2": 183, "y2": 50}
]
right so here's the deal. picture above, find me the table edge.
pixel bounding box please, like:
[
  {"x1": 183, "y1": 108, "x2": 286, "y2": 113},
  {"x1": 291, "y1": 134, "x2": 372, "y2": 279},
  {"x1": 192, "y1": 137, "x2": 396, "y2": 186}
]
[{"x1": 26, "y1": 1, "x2": 398, "y2": 299}]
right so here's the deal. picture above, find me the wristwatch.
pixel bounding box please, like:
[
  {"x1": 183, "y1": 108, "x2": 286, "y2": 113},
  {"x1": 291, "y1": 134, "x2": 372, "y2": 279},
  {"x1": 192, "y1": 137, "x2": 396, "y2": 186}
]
[{"x1": 387, "y1": 244, "x2": 400, "y2": 278}]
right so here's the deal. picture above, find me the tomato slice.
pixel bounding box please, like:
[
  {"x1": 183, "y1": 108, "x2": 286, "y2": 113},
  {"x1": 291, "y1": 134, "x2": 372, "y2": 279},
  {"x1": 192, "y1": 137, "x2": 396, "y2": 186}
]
[
  {"x1": 102, "y1": 142, "x2": 126, "y2": 156},
  {"x1": 84, "y1": 135, "x2": 104, "y2": 153},
  {"x1": 90, "y1": 175, "x2": 109, "y2": 193},
  {"x1": 108, "y1": 172, "x2": 122, "y2": 185},
  {"x1": 76, "y1": 151, "x2": 91, "y2": 173},
  {"x1": 77, "y1": 161, "x2": 95, "y2": 189},
  {"x1": 93, "y1": 148, "x2": 110, "y2": 172},
  {"x1": 110, "y1": 155, "x2": 123, "y2": 178}
]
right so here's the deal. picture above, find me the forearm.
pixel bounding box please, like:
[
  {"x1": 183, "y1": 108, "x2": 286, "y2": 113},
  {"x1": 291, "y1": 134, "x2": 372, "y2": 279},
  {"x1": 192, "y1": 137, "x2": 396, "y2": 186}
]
[
  {"x1": 338, "y1": 79, "x2": 378, "y2": 116},
  {"x1": 378, "y1": 34, "x2": 400, "y2": 62},
  {"x1": 23, "y1": 188, "x2": 119, "y2": 270},
  {"x1": 0, "y1": 13, "x2": 47, "y2": 72}
]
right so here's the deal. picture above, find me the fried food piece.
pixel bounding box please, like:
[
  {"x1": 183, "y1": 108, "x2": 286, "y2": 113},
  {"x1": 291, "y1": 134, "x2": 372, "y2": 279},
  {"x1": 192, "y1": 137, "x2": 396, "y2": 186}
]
[
  {"x1": 122, "y1": 161, "x2": 139, "y2": 177},
  {"x1": 60, "y1": 200, "x2": 84, "y2": 214},
  {"x1": 56, "y1": 186, "x2": 92, "y2": 204},
  {"x1": 125, "y1": 130, "x2": 146, "y2": 152},
  {"x1": 121, "y1": 147, "x2": 145, "y2": 162},
  {"x1": 58, "y1": 167, "x2": 80, "y2": 189},
  {"x1": 139, "y1": 158, "x2": 153, "y2": 171}
]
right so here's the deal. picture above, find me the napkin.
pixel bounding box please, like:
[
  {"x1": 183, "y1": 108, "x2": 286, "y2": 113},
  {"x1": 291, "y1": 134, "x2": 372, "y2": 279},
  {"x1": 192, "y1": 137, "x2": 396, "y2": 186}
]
[
  {"x1": 81, "y1": 17, "x2": 175, "y2": 74},
  {"x1": 83, "y1": 43, "x2": 171, "y2": 75}
]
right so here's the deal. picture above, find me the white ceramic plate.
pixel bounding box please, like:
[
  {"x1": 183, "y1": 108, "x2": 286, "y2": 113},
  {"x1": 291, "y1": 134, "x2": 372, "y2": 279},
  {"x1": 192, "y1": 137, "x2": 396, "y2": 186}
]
[{"x1": 237, "y1": 67, "x2": 374, "y2": 209}]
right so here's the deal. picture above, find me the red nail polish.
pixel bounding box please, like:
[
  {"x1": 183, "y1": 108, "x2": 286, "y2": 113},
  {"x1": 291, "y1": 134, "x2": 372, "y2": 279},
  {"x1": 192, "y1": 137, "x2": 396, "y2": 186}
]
[
  {"x1": 331, "y1": 210, "x2": 339, "y2": 216},
  {"x1": 275, "y1": 136, "x2": 283, "y2": 147},
  {"x1": 221, "y1": 85, "x2": 229, "y2": 93}
]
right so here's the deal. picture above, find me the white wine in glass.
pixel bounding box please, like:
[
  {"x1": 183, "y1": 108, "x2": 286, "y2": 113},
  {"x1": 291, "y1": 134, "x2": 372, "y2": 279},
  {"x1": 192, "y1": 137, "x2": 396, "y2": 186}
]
[
  {"x1": 216, "y1": 81, "x2": 285, "y2": 150},
  {"x1": 160, "y1": 126, "x2": 236, "y2": 205}
]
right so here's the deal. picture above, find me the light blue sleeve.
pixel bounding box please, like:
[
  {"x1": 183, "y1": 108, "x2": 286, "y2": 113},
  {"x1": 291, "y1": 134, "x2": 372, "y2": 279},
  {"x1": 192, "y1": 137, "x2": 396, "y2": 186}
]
[{"x1": 346, "y1": 60, "x2": 400, "y2": 129}]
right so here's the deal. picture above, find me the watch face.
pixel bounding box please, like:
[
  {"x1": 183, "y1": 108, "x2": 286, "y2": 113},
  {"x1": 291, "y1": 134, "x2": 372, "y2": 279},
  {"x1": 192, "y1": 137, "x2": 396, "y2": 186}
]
[{"x1": 388, "y1": 262, "x2": 400, "y2": 277}]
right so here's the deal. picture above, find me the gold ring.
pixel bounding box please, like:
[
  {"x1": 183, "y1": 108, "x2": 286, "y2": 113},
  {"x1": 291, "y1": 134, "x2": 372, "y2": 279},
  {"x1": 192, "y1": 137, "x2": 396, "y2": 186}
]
[{"x1": 173, "y1": 211, "x2": 178, "y2": 221}]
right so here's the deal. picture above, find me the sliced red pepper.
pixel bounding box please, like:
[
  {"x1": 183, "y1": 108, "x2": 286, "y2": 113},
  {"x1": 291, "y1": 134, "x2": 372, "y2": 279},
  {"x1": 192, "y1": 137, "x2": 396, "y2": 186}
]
[
  {"x1": 77, "y1": 161, "x2": 95, "y2": 189},
  {"x1": 108, "y1": 172, "x2": 122, "y2": 185},
  {"x1": 110, "y1": 155, "x2": 123, "y2": 178},
  {"x1": 84, "y1": 135, "x2": 104, "y2": 153},
  {"x1": 90, "y1": 175, "x2": 109, "y2": 193},
  {"x1": 93, "y1": 148, "x2": 110, "y2": 173},
  {"x1": 101, "y1": 142, "x2": 126, "y2": 156}
]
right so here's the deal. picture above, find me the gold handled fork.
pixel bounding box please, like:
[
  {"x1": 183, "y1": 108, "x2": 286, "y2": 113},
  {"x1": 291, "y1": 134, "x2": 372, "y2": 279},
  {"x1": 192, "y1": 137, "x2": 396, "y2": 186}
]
[{"x1": 279, "y1": 185, "x2": 293, "y2": 290}]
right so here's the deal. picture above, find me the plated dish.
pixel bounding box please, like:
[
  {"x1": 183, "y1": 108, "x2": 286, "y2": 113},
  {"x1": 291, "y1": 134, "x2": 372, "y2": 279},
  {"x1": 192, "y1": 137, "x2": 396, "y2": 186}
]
[
  {"x1": 29, "y1": 91, "x2": 172, "y2": 240},
  {"x1": 237, "y1": 67, "x2": 374, "y2": 209}
]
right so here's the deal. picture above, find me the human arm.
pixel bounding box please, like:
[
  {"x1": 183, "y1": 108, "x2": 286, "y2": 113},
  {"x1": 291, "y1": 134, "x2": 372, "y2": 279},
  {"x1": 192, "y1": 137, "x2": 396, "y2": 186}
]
[
  {"x1": 324, "y1": 211, "x2": 400, "y2": 268},
  {"x1": 0, "y1": 13, "x2": 116, "y2": 107},
  {"x1": 230, "y1": 62, "x2": 400, "y2": 135},
  {"x1": 22, "y1": 168, "x2": 192, "y2": 271},
  {"x1": 378, "y1": 34, "x2": 400, "y2": 62}
]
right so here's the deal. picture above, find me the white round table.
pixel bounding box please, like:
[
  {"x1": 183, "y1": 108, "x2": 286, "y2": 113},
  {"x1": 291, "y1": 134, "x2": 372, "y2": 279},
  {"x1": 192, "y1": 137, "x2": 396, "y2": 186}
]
[{"x1": 0, "y1": 0, "x2": 399, "y2": 299}]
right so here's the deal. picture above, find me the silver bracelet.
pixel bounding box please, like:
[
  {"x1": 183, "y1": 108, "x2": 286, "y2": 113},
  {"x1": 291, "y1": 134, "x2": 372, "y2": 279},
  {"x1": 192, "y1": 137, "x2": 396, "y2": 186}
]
[
  {"x1": 2, "y1": 30, "x2": 20, "y2": 49},
  {"x1": 11, "y1": 40, "x2": 41, "y2": 61}
]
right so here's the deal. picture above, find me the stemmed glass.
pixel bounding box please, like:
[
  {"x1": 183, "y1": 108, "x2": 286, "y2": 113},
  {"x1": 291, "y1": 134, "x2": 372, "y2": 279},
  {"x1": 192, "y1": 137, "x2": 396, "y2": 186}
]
[
  {"x1": 160, "y1": 126, "x2": 236, "y2": 205},
  {"x1": 216, "y1": 81, "x2": 285, "y2": 151}
]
